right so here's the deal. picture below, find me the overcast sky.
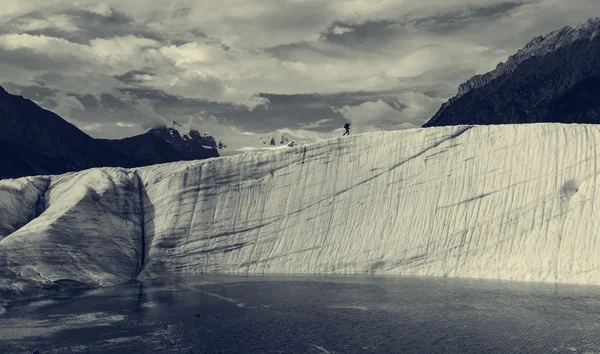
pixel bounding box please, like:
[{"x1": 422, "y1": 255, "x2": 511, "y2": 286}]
[{"x1": 1, "y1": 0, "x2": 600, "y2": 149}]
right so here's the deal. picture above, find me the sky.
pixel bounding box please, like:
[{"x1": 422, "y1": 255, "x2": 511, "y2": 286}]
[{"x1": 1, "y1": 0, "x2": 600, "y2": 150}]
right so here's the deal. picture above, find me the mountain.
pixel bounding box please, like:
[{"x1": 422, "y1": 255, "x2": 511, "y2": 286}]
[
  {"x1": 98, "y1": 133, "x2": 184, "y2": 167},
  {"x1": 146, "y1": 123, "x2": 219, "y2": 160},
  {"x1": 3, "y1": 124, "x2": 600, "y2": 301},
  {"x1": 0, "y1": 86, "x2": 137, "y2": 179},
  {"x1": 424, "y1": 17, "x2": 600, "y2": 127},
  {"x1": 99, "y1": 123, "x2": 219, "y2": 166},
  {"x1": 0, "y1": 87, "x2": 219, "y2": 179}
]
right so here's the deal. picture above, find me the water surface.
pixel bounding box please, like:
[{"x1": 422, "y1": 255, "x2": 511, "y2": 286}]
[{"x1": 1, "y1": 275, "x2": 600, "y2": 353}]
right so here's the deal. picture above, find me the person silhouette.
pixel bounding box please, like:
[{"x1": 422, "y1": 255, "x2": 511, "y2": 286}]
[{"x1": 343, "y1": 122, "x2": 350, "y2": 136}]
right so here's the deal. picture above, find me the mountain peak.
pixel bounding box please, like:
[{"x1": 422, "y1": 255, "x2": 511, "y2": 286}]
[
  {"x1": 148, "y1": 124, "x2": 218, "y2": 154},
  {"x1": 450, "y1": 17, "x2": 600, "y2": 100},
  {"x1": 424, "y1": 17, "x2": 600, "y2": 128},
  {"x1": 513, "y1": 16, "x2": 600, "y2": 58},
  {"x1": 573, "y1": 16, "x2": 600, "y2": 31}
]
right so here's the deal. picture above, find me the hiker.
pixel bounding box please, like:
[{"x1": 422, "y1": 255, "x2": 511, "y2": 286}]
[{"x1": 343, "y1": 122, "x2": 350, "y2": 136}]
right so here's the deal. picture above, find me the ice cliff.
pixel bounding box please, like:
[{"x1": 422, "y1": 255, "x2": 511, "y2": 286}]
[{"x1": 2, "y1": 124, "x2": 600, "y2": 298}]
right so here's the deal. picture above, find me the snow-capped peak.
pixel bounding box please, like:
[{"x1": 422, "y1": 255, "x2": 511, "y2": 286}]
[{"x1": 148, "y1": 123, "x2": 221, "y2": 150}]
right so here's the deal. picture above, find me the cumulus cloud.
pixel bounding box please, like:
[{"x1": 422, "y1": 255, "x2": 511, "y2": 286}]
[
  {"x1": 89, "y1": 35, "x2": 160, "y2": 58},
  {"x1": 0, "y1": 33, "x2": 86, "y2": 56},
  {"x1": 332, "y1": 99, "x2": 403, "y2": 132},
  {"x1": 301, "y1": 119, "x2": 334, "y2": 129},
  {"x1": 0, "y1": 33, "x2": 269, "y2": 109},
  {"x1": 129, "y1": 99, "x2": 169, "y2": 129},
  {"x1": 395, "y1": 91, "x2": 447, "y2": 123},
  {"x1": 163, "y1": 70, "x2": 269, "y2": 109},
  {"x1": 85, "y1": 3, "x2": 113, "y2": 17},
  {"x1": 53, "y1": 95, "x2": 86, "y2": 119},
  {"x1": 331, "y1": 25, "x2": 354, "y2": 35},
  {"x1": 332, "y1": 92, "x2": 445, "y2": 132},
  {"x1": 13, "y1": 14, "x2": 80, "y2": 33},
  {"x1": 2, "y1": 0, "x2": 600, "y2": 143}
]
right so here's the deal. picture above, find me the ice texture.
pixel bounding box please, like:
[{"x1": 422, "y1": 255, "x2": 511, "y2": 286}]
[{"x1": 2, "y1": 124, "x2": 600, "y2": 295}]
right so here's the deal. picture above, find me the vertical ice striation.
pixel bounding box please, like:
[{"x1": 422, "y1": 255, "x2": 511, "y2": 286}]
[
  {"x1": 0, "y1": 169, "x2": 145, "y2": 295},
  {"x1": 2, "y1": 124, "x2": 600, "y2": 296},
  {"x1": 135, "y1": 124, "x2": 600, "y2": 284}
]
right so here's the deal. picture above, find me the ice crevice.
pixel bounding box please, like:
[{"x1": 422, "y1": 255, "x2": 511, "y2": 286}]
[
  {"x1": 0, "y1": 176, "x2": 51, "y2": 241},
  {"x1": 134, "y1": 171, "x2": 147, "y2": 277},
  {"x1": 1, "y1": 124, "x2": 600, "y2": 295}
]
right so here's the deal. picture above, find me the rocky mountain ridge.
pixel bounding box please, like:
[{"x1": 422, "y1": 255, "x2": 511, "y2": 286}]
[{"x1": 424, "y1": 17, "x2": 600, "y2": 127}]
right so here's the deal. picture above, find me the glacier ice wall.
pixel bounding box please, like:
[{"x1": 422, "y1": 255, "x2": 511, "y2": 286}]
[
  {"x1": 2, "y1": 124, "x2": 600, "y2": 295},
  {"x1": 0, "y1": 170, "x2": 144, "y2": 295}
]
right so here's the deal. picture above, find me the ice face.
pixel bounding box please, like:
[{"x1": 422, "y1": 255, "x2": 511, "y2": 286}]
[{"x1": 2, "y1": 124, "x2": 600, "y2": 296}]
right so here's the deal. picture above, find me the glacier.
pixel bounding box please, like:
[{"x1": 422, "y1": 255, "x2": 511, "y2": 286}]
[{"x1": 2, "y1": 123, "x2": 600, "y2": 298}]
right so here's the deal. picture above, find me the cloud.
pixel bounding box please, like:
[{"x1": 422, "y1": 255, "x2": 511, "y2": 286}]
[
  {"x1": 89, "y1": 35, "x2": 160, "y2": 58},
  {"x1": 2, "y1": 0, "x2": 600, "y2": 144},
  {"x1": 163, "y1": 70, "x2": 270, "y2": 109},
  {"x1": 13, "y1": 14, "x2": 80, "y2": 33},
  {"x1": 0, "y1": 1, "x2": 546, "y2": 101},
  {"x1": 114, "y1": 69, "x2": 155, "y2": 85},
  {"x1": 331, "y1": 25, "x2": 354, "y2": 35},
  {"x1": 53, "y1": 95, "x2": 86, "y2": 119},
  {"x1": 85, "y1": 3, "x2": 113, "y2": 17},
  {"x1": 0, "y1": 33, "x2": 88, "y2": 57},
  {"x1": 301, "y1": 119, "x2": 334, "y2": 129},
  {"x1": 394, "y1": 91, "x2": 446, "y2": 123},
  {"x1": 65, "y1": 95, "x2": 171, "y2": 137},
  {"x1": 332, "y1": 99, "x2": 403, "y2": 132},
  {"x1": 332, "y1": 92, "x2": 445, "y2": 132},
  {"x1": 0, "y1": 33, "x2": 269, "y2": 108},
  {"x1": 129, "y1": 99, "x2": 169, "y2": 129}
]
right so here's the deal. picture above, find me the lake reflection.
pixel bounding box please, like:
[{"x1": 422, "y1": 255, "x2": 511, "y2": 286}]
[{"x1": 1, "y1": 275, "x2": 600, "y2": 353}]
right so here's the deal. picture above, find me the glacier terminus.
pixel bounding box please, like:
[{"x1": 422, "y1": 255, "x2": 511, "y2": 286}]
[{"x1": 2, "y1": 124, "x2": 600, "y2": 301}]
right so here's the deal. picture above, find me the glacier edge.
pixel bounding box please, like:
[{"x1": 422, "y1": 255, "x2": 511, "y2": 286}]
[{"x1": 2, "y1": 123, "x2": 600, "y2": 298}]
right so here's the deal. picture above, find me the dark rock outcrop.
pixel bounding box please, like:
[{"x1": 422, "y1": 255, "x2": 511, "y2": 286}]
[{"x1": 147, "y1": 126, "x2": 219, "y2": 160}]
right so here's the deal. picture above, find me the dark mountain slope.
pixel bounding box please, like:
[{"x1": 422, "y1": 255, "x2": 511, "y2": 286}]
[
  {"x1": 98, "y1": 133, "x2": 184, "y2": 167},
  {"x1": 424, "y1": 18, "x2": 600, "y2": 127},
  {"x1": 0, "y1": 87, "x2": 136, "y2": 178},
  {"x1": 0, "y1": 140, "x2": 72, "y2": 179},
  {"x1": 0, "y1": 87, "x2": 219, "y2": 179}
]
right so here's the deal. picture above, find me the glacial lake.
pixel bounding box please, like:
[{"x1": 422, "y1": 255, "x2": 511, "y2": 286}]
[{"x1": 1, "y1": 275, "x2": 600, "y2": 354}]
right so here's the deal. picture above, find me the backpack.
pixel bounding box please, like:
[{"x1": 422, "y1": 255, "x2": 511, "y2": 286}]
[{"x1": 344, "y1": 123, "x2": 350, "y2": 129}]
